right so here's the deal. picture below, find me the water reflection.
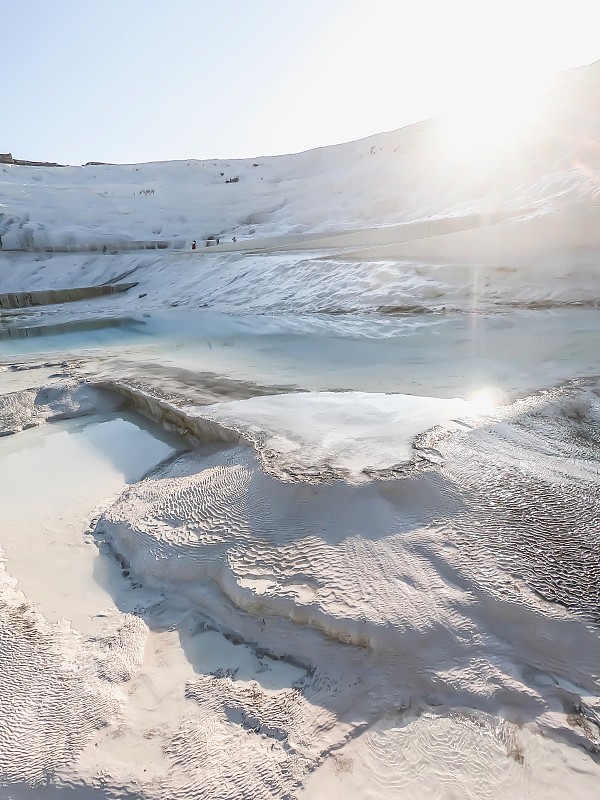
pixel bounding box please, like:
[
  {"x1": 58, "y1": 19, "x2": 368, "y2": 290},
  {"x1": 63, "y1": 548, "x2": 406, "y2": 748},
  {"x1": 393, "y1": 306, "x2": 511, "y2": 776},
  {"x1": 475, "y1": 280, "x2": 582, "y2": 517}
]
[{"x1": 0, "y1": 315, "x2": 146, "y2": 341}]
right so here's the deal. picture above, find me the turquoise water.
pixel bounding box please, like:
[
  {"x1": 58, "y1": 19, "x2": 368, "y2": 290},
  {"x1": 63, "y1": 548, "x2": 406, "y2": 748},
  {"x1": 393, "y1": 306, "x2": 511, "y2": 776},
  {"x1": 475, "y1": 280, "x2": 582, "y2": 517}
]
[{"x1": 1, "y1": 306, "x2": 598, "y2": 399}]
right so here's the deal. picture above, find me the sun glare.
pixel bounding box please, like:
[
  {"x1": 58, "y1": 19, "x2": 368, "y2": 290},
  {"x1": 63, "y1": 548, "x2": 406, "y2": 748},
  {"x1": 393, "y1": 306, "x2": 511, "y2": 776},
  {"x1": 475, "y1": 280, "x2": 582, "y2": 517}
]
[
  {"x1": 439, "y1": 71, "x2": 551, "y2": 158},
  {"x1": 469, "y1": 387, "x2": 507, "y2": 411}
]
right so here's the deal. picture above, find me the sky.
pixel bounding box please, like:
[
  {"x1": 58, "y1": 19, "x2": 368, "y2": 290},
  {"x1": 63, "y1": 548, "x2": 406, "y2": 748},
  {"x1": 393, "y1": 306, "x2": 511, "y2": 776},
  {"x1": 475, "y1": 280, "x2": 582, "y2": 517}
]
[{"x1": 2, "y1": 0, "x2": 600, "y2": 164}]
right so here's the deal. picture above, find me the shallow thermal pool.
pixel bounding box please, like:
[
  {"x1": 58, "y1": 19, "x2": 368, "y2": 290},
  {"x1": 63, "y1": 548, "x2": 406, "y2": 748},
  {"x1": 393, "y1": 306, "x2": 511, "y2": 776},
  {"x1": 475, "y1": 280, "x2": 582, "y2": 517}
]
[{"x1": 0, "y1": 412, "x2": 181, "y2": 634}]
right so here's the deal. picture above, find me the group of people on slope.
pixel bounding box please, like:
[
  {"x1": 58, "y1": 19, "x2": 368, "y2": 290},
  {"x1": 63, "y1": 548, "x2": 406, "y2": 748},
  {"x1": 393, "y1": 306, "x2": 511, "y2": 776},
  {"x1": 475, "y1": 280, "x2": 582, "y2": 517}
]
[{"x1": 191, "y1": 235, "x2": 236, "y2": 250}]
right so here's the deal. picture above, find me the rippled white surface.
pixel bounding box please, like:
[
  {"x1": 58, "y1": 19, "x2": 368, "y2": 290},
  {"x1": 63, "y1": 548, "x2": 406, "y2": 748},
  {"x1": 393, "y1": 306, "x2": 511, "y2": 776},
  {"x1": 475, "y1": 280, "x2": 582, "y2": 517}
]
[{"x1": 302, "y1": 711, "x2": 600, "y2": 799}]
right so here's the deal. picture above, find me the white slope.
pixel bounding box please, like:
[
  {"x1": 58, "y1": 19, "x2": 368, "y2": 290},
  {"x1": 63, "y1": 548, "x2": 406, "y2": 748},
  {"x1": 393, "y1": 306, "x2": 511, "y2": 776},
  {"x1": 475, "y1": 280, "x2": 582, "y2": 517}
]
[{"x1": 1, "y1": 60, "x2": 599, "y2": 263}]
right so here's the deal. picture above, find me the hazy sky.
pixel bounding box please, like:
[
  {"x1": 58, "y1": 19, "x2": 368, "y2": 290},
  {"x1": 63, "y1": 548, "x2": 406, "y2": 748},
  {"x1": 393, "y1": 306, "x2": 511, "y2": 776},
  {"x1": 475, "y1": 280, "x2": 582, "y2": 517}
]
[{"x1": 3, "y1": 0, "x2": 599, "y2": 164}]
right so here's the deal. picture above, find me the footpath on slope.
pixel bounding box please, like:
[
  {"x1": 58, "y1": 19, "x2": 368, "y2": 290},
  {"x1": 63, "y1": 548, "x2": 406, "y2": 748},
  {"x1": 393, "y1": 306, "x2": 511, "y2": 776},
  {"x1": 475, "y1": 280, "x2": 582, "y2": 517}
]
[{"x1": 0, "y1": 208, "x2": 524, "y2": 258}]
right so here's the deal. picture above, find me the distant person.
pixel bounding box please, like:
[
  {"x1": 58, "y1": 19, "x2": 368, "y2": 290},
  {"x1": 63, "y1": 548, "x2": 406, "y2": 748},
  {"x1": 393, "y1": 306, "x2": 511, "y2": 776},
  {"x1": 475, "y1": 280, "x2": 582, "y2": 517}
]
[
  {"x1": 216, "y1": 237, "x2": 220, "y2": 245},
  {"x1": 232, "y1": 236, "x2": 236, "y2": 243},
  {"x1": 191, "y1": 239, "x2": 196, "y2": 250}
]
